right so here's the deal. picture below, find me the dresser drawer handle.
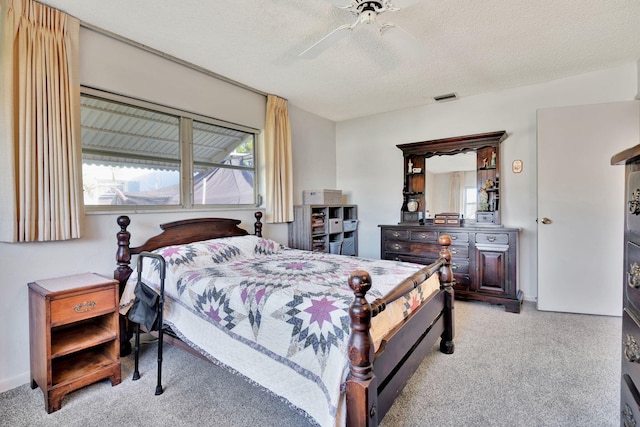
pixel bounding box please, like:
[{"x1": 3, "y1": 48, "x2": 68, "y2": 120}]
[
  {"x1": 630, "y1": 188, "x2": 640, "y2": 215},
  {"x1": 417, "y1": 233, "x2": 428, "y2": 240},
  {"x1": 629, "y1": 263, "x2": 640, "y2": 288},
  {"x1": 392, "y1": 244, "x2": 401, "y2": 250},
  {"x1": 623, "y1": 402, "x2": 636, "y2": 427},
  {"x1": 485, "y1": 235, "x2": 497, "y2": 242},
  {"x1": 451, "y1": 263, "x2": 459, "y2": 271},
  {"x1": 392, "y1": 232, "x2": 400, "y2": 237},
  {"x1": 625, "y1": 334, "x2": 640, "y2": 363},
  {"x1": 450, "y1": 235, "x2": 458, "y2": 240},
  {"x1": 450, "y1": 248, "x2": 457, "y2": 255},
  {"x1": 73, "y1": 301, "x2": 97, "y2": 313}
]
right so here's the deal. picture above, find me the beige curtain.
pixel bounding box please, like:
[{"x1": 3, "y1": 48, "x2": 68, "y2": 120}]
[
  {"x1": 448, "y1": 171, "x2": 464, "y2": 213},
  {"x1": 0, "y1": 0, "x2": 82, "y2": 242},
  {"x1": 264, "y1": 94, "x2": 293, "y2": 223}
]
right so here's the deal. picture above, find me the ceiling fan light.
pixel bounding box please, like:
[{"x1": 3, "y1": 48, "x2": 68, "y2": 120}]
[{"x1": 361, "y1": 10, "x2": 377, "y2": 24}]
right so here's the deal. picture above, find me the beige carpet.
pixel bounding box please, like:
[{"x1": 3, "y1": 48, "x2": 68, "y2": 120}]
[{"x1": 0, "y1": 301, "x2": 621, "y2": 426}]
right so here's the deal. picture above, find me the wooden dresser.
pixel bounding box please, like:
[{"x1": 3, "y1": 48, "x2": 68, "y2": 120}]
[
  {"x1": 28, "y1": 273, "x2": 121, "y2": 413},
  {"x1": 380, "y1": 224, "x2": 521, "y2": 312},
  {"x1": 612, "y1": 145, "x2": 640, "y2": 425}
]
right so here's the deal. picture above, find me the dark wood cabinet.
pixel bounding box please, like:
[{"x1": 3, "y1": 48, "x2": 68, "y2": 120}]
[
  {"x1": 380, "y1": 224, "x2": 520, "y2": 312},
  {"x1": 611, "y1": 145, "x2": 640, "y2": 426}
]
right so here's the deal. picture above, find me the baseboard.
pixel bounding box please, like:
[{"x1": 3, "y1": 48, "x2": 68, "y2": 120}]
[{"x1": 0, "y1": 371, "x2": 30, "y2": 394}]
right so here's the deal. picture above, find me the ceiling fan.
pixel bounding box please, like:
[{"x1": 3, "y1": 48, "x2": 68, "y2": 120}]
[{"x1": 299, "y1": 0, "x2": 424, "y2": 59}]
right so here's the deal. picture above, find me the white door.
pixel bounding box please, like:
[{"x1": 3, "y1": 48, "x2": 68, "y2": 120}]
[{"x1": 537, "y1": 101, "x2": 639, "y2": 315}]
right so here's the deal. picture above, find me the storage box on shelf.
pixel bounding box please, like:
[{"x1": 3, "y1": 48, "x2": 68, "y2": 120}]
[
  {"x1": 303, "y1": 189, "x2": 343, "y2": 205},
  {"x1": 289, "y1": 204, "x2": 358, "y2": 256}
]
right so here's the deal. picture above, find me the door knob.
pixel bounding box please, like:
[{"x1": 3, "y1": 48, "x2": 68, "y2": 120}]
[{"x1": 541, "y1": 217, "x2": 552, "y2": 224}]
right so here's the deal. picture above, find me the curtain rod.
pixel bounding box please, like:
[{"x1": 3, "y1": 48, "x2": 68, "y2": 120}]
[{"x1": 80, "y1": 21, "x2": 269, "y2": 99}]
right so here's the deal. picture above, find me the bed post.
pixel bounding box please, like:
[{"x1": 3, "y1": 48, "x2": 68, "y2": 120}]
[
  {"x1": 114, "y1": 215, "x2": 133, "y2": 356},
  {"x1": 438, "y1": 235, "x2": 455, "y2": 354},
  {"x1": 346, "y1": 270, "x2": 378, "y2": 427},
  {"x1": 254, "y1": 211, "x2": 263, "y2": 237}
]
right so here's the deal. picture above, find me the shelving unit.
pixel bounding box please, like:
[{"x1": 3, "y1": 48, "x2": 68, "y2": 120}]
[
  {"x1": 289, "y1": 205, "x2": 358, "y2": 256},
  {"x1": 28, "y1": 273, "x2": 121, "y2": 413},
  {"x1": 476, "y1": 145, "x2": 500, "y2": 224}
]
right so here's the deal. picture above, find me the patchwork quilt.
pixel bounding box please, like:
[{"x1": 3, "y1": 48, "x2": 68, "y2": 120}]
[{"x1": 119, "y1": 235, "x2": 440, "y2": 427}]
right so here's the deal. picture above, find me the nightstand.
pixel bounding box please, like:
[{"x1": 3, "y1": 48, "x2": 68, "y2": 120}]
[{"x1": 28, "y1": 273, "x2": 121, "y2": 413}]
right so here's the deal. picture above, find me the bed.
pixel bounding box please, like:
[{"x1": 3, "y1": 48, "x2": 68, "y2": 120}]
[{"x1": 114, "y1": 212, "x2": 455, "y2": 427}]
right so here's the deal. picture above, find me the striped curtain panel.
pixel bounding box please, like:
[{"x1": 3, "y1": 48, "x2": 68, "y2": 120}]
[
  {"x1": 264, "y1": 94, "x2": 293, "y2": 223},
  {"x1": 0, "y1": 0, "x2": 82, "y2": 242}
]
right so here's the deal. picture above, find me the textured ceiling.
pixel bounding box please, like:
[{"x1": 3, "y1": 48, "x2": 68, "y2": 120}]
[{"x1": 41, "y1": 0, "x2": 640, "y2": 122}]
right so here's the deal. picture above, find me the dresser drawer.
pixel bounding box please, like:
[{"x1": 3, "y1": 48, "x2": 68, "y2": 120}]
[
  {"x1": 387, "y1": 254, "x2": 434, "y2": 265},
  {"x1": 50, "y1": 287, "x2": 116, "y2": 326},
  {"x1": 383, "y1": 229, "x2": 410, "y2": 241},
  {"x1": 450, "y1": 259, "x2": 469, "y2": 275},
  {"x1": 409, "y1": 230, "x2": 438, "y2": 242},
  {"x1": 476, "y1": 232, "x2": 509, "y2": 245},
  {"x1": 448, "y1": 245, "x2": 469, "y2": 259},
  {"x1": 442, "y1": 232, "x2": 469, "y2": 243}
]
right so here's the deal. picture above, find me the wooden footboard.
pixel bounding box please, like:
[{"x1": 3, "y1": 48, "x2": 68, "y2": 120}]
[{"x1": 346, "y1": 235, "x2": 454, "y2": 426}]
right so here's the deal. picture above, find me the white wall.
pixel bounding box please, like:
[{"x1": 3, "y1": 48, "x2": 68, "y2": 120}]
[
  {"x1": 0, "y1": 28, "x2": 336, "y2": 392},
  {"x1": 336, "y1": 62, "x2": 639, "y2": 304},
  {"x1": 289, "y1": 105, "x2": 337, "y2": 204}
]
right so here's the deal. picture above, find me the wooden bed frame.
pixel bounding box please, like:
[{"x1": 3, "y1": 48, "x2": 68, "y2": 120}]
[{"x1": 114, "y1": 212, "x2": 455, "y2": 426}]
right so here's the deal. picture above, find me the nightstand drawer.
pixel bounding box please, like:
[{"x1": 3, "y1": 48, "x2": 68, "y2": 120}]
[{"x1": 50, "y1": 288, "x2": 116, "y2": 326}]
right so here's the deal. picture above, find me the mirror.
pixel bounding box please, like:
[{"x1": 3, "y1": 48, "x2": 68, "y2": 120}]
[
  {"x1": 397, "y1": 130, "x2": 506, "y2": 226},
  {"x1": 425, "y1": 152, "x2": 477, "y2": 220}
]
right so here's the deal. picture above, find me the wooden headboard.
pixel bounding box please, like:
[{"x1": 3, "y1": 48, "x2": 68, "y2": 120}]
[{"x1": 114, "y1": 211, "x2": 263, "y2": 290}]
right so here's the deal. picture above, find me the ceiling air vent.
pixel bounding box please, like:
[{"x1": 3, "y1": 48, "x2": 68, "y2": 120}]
[{"x1": 433, "y1": 93, "x2": 458, "y2": 102}]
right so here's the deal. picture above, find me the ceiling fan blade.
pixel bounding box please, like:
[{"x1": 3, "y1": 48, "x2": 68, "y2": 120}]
[
  {"x1": 324, "y1": 0, "x2": 352, "y2": 6},
  {"x1": 380, "y1": 24, "x2": 427, "y2": 59},
  {"x1": 388, "y1": 0, "x2": 423, "y2": 8},
  {"x1": 299, "y1": 24, "x2": 353, "y2": 59}
]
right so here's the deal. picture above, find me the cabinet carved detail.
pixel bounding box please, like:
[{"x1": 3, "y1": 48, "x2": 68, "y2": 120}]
[
  {"x1": 630, "y1": 189, "x2": 640, "y2": 215},
  {"x1": 629, "y1": 263, "x2": 640, "y2": 289}
]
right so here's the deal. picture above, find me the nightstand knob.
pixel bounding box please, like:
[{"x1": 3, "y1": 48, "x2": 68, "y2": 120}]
[{"x1": 73, "y1": 301, "x2": 97, "y2": 313}]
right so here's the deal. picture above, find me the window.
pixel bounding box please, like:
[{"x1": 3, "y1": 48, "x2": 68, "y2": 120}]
[
  {"x1": 464, "y1": 186, "x2": 477, "y2": 220},
  {"x1": 80, "y1": 89, "x2": 258, "y2": 209}
]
